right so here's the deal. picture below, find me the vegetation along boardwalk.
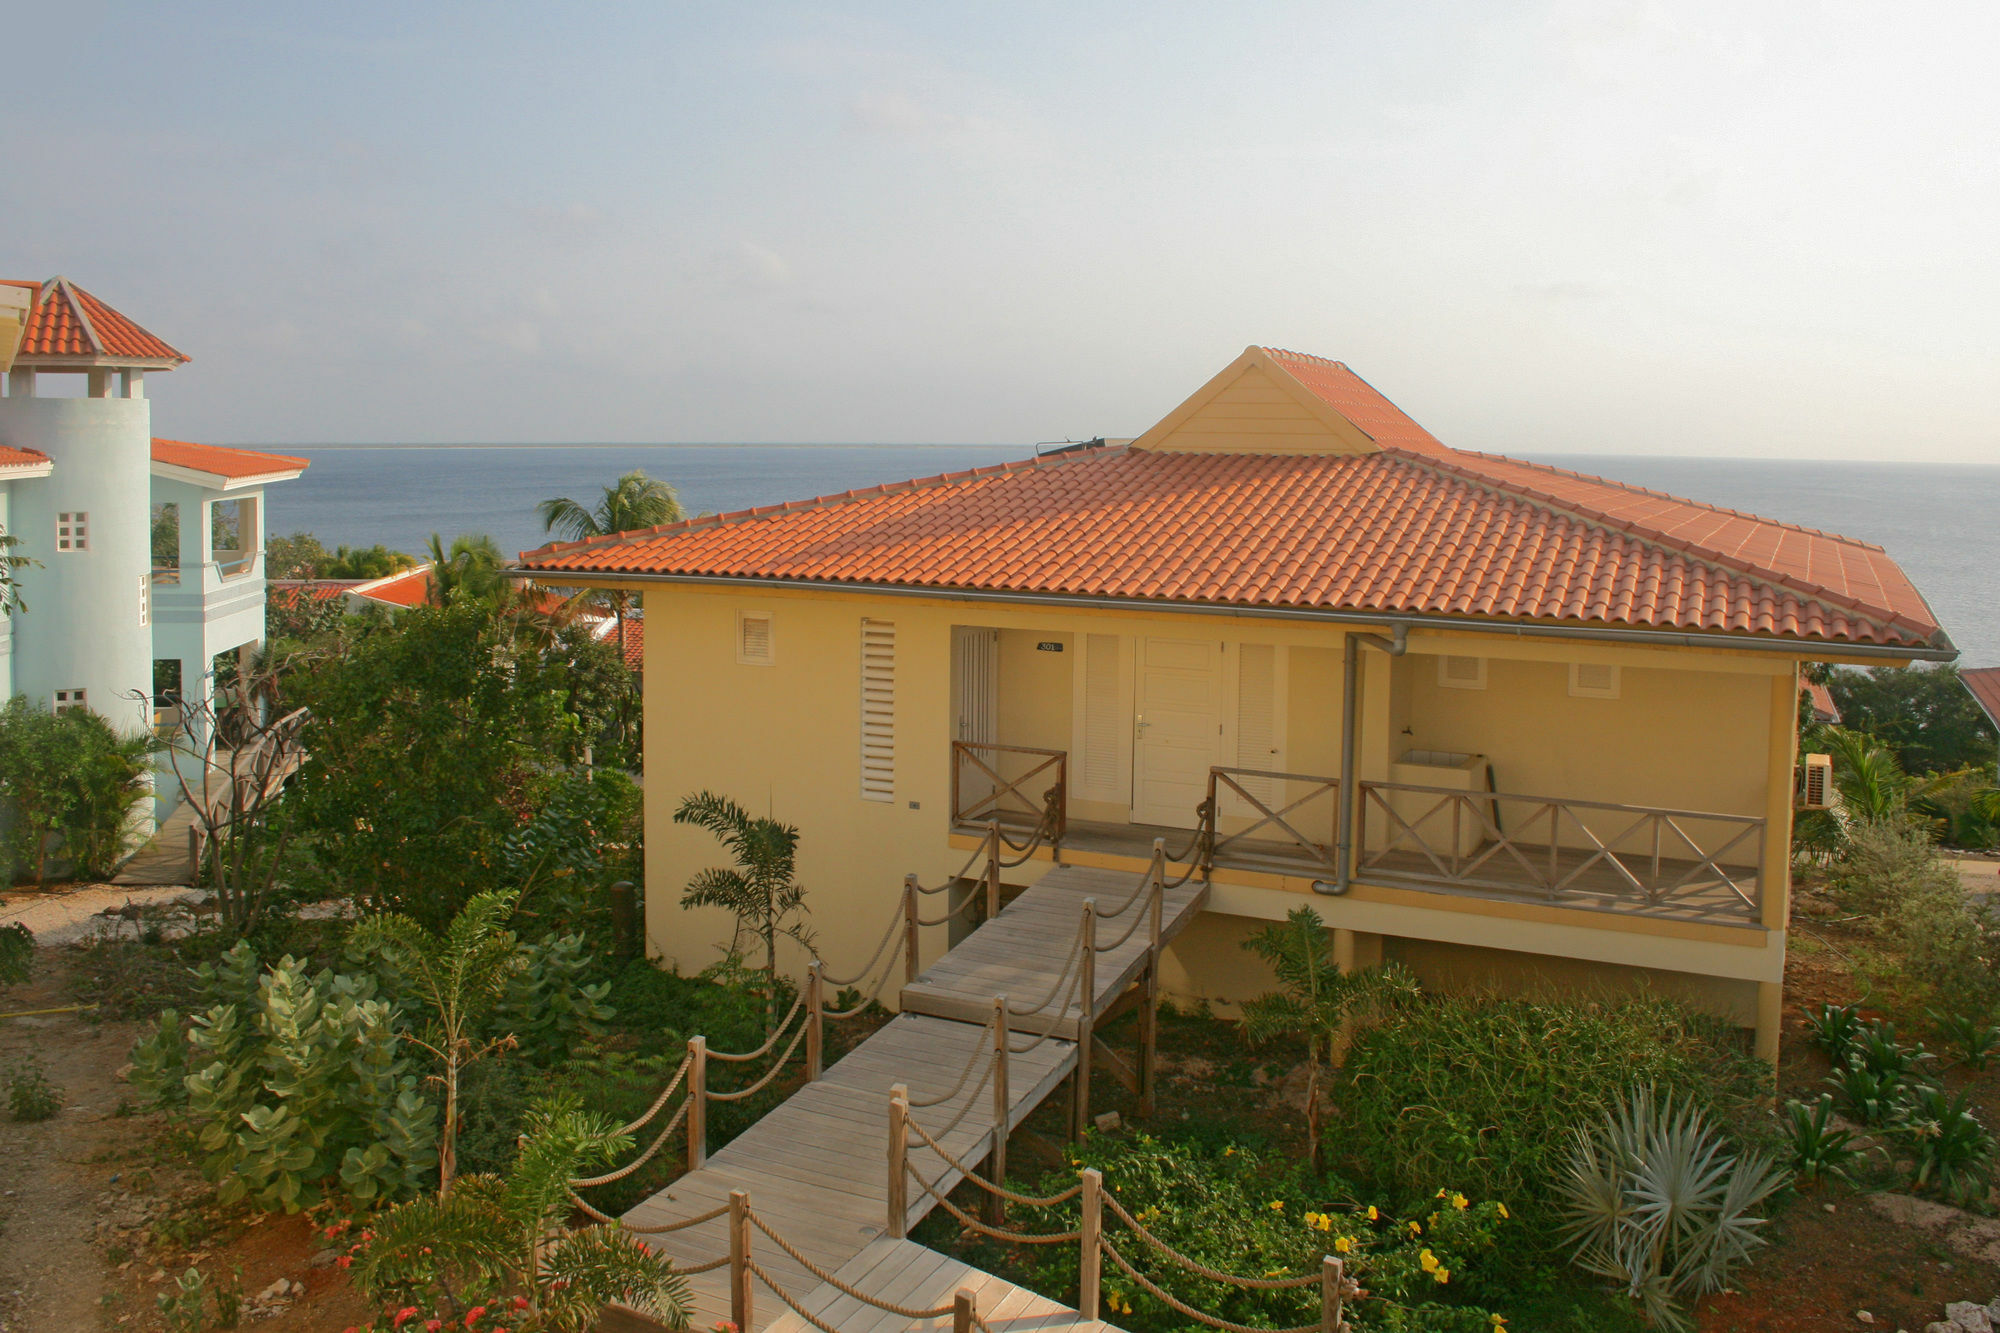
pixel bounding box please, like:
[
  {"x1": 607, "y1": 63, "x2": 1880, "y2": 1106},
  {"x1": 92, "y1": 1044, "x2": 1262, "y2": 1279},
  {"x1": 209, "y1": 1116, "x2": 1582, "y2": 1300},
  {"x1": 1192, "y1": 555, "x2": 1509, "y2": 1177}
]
[{"x1": 588, "y1": 831, "x2": 1223, "y2": 1332}]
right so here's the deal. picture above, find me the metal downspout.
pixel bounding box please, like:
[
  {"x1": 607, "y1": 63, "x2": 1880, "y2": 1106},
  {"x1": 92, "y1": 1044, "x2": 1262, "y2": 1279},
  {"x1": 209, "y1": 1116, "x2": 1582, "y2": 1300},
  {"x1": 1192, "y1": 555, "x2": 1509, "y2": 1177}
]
[{"x1": 1325, "y1": 625, "x2": 1406, "y2": 896}]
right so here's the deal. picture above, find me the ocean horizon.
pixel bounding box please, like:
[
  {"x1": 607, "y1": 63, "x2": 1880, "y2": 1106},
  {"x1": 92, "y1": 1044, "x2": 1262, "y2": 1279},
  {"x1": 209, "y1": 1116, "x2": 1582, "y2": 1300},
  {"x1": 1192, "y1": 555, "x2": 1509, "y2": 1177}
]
[{"x1": 262, "y1": 444, "x2": 2000, "y2": 667}]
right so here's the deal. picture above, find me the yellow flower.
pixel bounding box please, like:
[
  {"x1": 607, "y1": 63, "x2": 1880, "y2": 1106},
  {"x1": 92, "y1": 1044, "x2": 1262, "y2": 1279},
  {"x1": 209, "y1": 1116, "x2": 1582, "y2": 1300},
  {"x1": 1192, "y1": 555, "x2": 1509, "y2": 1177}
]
[
  {"x1": 1268, "y1": 1200, "x2": 1285, "y2": 1212},
  {"x1": 1496, "y1": 1203, "x2": 1510, "y2": 1220},
  {"x1": 1451, "y1": 1193, "x2": 1469, "y2": 1210},
  {"x1": 1489, "y1": 1316, "x2": 1507, "y2": 1327},
  {"x1": 1222, "y1": 1146, "x2": 1236, "y2": 1157},
  {"x1": 1419, "y1": 1249, "x2": 1438, "y2": 1273},
  {"x1": 1434, "y1": 1267, "x2": 1451, "y2": 1285},
  {"x1": 1365, "y1": 1205, "x2": 1379, "y2": 1221},
  {"x1": 1407, "y1": 1220, "x2": 1422, "y2": 1236},
  {"x1": 1435, "y1": 1188, "x2": 1448, "y2": 1199},
  {"x1": 1334, "y1": 1236, "x2": 1353, "y2": 1254}
]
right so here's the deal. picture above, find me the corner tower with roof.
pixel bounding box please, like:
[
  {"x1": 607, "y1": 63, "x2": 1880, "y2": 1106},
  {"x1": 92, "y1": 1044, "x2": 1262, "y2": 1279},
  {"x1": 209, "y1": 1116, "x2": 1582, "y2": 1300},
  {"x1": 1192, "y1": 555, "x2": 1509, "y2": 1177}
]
[
  {"x1": 0, "y1": 277, "x2": 307, "y2": 761},
  {"x1": 518, "y1": 344, "x2": 1955, "y2": 1066}
]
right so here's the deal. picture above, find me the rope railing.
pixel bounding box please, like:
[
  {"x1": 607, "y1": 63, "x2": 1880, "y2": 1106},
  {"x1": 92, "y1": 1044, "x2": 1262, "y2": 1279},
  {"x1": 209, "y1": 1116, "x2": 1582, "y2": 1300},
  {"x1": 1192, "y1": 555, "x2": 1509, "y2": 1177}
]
[{"x1": 705, "y1": 991, "x2": 806, "y2": 1063}]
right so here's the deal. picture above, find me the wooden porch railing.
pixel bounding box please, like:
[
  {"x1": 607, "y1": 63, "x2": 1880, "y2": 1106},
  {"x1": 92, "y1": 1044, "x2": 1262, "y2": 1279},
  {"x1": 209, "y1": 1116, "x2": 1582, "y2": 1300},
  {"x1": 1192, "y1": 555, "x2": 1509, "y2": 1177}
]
[
  {"x1": 1356, "y1": 780, "x2": 1765, "y2": 923},
  {"x1": 1200, "y1": 766, "x2": 1340, "y2": 877},
  {"x1": 951, "y1": 741, "x2": 1067, "y2": 854}
]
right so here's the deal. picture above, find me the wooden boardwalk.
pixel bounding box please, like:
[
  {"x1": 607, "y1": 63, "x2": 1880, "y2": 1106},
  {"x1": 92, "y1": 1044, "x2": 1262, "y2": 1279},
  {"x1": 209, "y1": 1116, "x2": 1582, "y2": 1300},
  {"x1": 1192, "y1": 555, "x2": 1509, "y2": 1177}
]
[{"x1": 619, "y1": 861, "x2": 1208, "y2": 1332}]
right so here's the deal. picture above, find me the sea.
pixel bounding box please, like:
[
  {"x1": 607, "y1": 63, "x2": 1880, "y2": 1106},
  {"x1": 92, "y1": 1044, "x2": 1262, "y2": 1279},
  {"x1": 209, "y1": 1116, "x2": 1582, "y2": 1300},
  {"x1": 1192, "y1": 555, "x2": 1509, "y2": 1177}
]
[{"x1": 263, "y1": 445, "x2": 2000, "y2": 667}]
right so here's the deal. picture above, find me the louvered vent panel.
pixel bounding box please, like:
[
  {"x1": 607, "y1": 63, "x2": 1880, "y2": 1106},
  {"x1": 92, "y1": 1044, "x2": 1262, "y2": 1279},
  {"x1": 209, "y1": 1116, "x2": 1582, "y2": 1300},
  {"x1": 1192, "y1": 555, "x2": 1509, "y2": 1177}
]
[
  {"x1": 860, "y1": 619, "x2": 896, "y2": 801},
  {"x1": 737, "y1": 612, "x2": 774, "y2": 665},
  {"x1": 1438, "y1": 655, "x2": 1486, "y2": 689}
]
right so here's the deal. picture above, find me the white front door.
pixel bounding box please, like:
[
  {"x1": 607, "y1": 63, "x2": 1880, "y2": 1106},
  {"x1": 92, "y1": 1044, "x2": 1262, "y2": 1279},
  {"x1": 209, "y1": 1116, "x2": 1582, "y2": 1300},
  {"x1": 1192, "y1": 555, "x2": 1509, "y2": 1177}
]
[{"x1": 1131, "y1": 637, "x2": 1222, "y2": 829}]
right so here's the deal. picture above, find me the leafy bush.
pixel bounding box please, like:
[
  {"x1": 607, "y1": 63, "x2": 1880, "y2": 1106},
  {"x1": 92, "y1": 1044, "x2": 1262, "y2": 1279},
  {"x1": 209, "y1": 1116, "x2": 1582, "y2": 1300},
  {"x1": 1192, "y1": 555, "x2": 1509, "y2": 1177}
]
[
  {"x1": 1782, "y1": 1095, "x2": 1862, "y2": 1187},
  {"x1": 492, "y1": 932, "x2": 614, "y2": 1066},
  {"x1": 1803, "y1": 1001, "x2": 1863, "y2": 1061},
  {"x1": 128, "y1": 943, "x2": 438, "y2": 1210},
  {"x1": 1557, "y1": 1086, "x2": 1785, "y2": 1333},
  {"x1": 1333, "y1": 992, "x2": 1764, "y2": 1226},
  {"x1": 1930, "y1": 1006, "x2": 2000, "y2": 1069},
  {"x1": 0, "y1": 697, "x2": 156, "y2": 884},
  {"x1": 1898, "y1": 1083, "x2": 1997, "y2": 1206},
  {"x1": 0, "y1": 922, "x2": 31, "y2": 987},
  {"x1": 5, "y1": 1055, "x2": 62, "y2": 1121},
  {"x1": 1004, "y1": 1133, "x2": 1508, "y2": 1332},
  {"x1": 1835, "y1": 819, "x2": 2000, "y2": 1014}
]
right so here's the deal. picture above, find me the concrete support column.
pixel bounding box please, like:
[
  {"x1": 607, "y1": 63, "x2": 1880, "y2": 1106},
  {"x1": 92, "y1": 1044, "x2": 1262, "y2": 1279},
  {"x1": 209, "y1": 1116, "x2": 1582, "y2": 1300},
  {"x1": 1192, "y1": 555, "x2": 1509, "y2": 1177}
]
[
  {"x1": 87, "y1": 368, "x2": 113, "y2": 398},
  {"x1": 6, "y1": 368, "x2": 32, "y2": 397},
  {"x1": 1754, "y1": 980, "x2": 1783, "y2": 1066},
  {"x1": 1332, "y1": 927, "x2": 1384, "y2": 974},
  {"x1": 119, "y1": 369, "x2": 145, "y2": 399}
]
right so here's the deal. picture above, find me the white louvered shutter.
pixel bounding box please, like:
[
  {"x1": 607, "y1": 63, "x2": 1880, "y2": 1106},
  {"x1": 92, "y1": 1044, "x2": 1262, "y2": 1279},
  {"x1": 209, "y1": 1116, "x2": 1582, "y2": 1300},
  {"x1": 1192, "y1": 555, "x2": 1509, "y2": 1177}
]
[
  {"x1": 860, "y1": 619, "x2": 896, "y2": 801},
  {"x1": 1234, "y1": 643, "x2": 1280, "y2": 808},
  {"x1": 1079, "y1": 632, "x2": 1126, "y2": 800}
]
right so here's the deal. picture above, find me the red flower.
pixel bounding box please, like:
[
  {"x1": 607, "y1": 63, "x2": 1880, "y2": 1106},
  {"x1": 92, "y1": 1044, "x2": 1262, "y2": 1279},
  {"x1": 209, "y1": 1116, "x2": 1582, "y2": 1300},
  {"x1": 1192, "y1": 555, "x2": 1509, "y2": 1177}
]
[
  {"x1": 465, "y1": 1308, "x2": 488, "y2": 1328},
  {"x1": 426, "y1": 1323, "x2": 442, "y2": 1332},
  {"x1": 336, "y1": 1255, "x2": 353, "y2": 1270},
  {"x1": 393, "y1": 1308, "x2": 421, "y2": 1328},
  {"x1": 511, "y1": 1296, "x2": 530, "y2": 1310}
]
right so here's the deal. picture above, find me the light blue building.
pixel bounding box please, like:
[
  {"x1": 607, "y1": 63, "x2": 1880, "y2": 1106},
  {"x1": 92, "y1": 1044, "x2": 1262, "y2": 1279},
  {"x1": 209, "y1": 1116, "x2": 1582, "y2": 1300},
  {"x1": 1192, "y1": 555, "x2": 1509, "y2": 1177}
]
[{"x1": 0, "y1": 277, "x2": 307, "y2": 752}]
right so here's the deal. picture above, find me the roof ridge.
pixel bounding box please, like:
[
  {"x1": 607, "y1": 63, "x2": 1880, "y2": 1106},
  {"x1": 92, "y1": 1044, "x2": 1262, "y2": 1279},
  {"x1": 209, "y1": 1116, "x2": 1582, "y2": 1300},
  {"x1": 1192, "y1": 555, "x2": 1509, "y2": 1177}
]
[
  {"x1": 49, "y1": 277, "x2": 104, "y2": 357},
  {"x1": 1451, "y1": 447, "x2": 1887, "y2": 550},
  {"x1": 517, "y1": 446, "x2": 1116, "y2": 561},
  {"x1": 1384, "y1": 445, "x2": 1932, "y2": 639}
]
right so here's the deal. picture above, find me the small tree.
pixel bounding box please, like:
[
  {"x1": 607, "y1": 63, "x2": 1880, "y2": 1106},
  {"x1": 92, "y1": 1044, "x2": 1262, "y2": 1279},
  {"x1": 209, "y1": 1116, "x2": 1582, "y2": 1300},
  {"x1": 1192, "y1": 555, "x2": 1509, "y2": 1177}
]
[
  {"x1": 350, "y1": 890, "x2": 526, "y2": 1196},
  {"x1": 673, "y1": 791, "x2": 813, "y2": 1021},
  {"x1": 1240, "y1": 905, "x2": 1417, "y2": 1168},
  {"x1": 1, "y1": 522, "x2": 39, "y2": 614},
  {"x1": 538, "y1": 470, "x2": 682, "y2": 650},
  {"x1": 0, "y1": 698, "x2": 154, "y2": 885},
  {"x1": 424, "y1": 532, "x2": 514, "y2": 608},
  {"x1": 354, "y1": 1095, "x2": 690, "y2": 1330}
]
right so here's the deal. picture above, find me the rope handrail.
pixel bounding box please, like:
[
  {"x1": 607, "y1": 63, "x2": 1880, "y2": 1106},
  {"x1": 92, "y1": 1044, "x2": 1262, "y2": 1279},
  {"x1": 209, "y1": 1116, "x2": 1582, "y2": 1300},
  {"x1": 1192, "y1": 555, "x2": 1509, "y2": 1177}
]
[
  {"x1": 1094, "y1": 890, "x2": 1155, "y2": 952},
  {"x1": 905, "y1": 1161, "x2": 1083, "y2": 1245},
  {"x1": 610, "y1": 1050, "x2": 692, "y2": 1135},
  {"x1": 708, "y1": 1016, "x2": 811, "y2": 1102},
  {"x1": 906, "y1": 1011, "x2": 999, "y2": 1108},
  {"x1": 1007, "y1": 924, "x2": 1086, "y2": 1018},
  {"x1": 817, "y1": 908, "x2": 903, "y2": 989},
  {"x1": 746, "y1": 1211, "x2": 958, "y2": 1320},
  {"x1": 570, "y1": 1193, "x2": 729, "y2": 1235},
  {"x1": 913, "y1": 836, "x2": 995, "y2": 894},
  {"x1": 917, "y1": 889, "x2": 985, "y2": 928},
  {"x1": 1099, "y1": 1190, "x2": 1323, "y2": 1290},
  {"x1": 1100, "y1": 1236, "x2": 1323, "y2": 1333},
  {"x1": 1007, "y1": 956, "x2": 1086, "y2": 1053},
  {"x1": 571, "y1": 1096, "x2": 691, "y2": 1188},
  {"x1": 708, "y1": 991, "x2": 806, "y2": 1063},
  {"x1": 901, "y1": 1099, "x2": 1085, "y2": 1209}
]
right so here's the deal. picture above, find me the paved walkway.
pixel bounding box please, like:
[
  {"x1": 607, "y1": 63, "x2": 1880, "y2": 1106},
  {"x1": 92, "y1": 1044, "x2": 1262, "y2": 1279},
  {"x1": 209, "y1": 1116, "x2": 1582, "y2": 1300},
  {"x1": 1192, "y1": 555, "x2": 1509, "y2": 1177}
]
[
  {"x1": 111, "y1": 801, "x2": 200, "y2": 887},
  {"x1": 622, "y1": 861, "x2": 1208, "y2": 1332}
]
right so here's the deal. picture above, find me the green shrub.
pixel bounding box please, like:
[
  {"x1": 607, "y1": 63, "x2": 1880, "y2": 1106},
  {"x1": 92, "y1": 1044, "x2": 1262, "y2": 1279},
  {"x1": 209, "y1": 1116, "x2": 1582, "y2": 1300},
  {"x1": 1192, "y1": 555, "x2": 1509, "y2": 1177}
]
[
  {"x1": 128, "y1": 943, "x2": 438, "y2": 1210},
  {"x1": 5, "y1": 1055, "x2": 63, "y2": 1121},
  {"x1": 0, "y1": 697, "x2": 155, "y2": 885},
  {"x1": 0, "y1": 922, "x2": 31, "y2": 987},
  {"x1": 491, "y1": 932, "x2": 614, "y2": 1066},
  {"x1": 1004, "y1": 1133, "x2": 1507, "y2": 1332},
  {"x1": 1332, "y1": 992, "x2": 1764, "y2": 1227},
  {"x1": 1783, "y1": 1094, "x2": 1862, "y2": 1187},
  {"x1": 1836, "y1": 819, "x2": 2000, "y2": 1013},
  {"x1": 1898, "y1": 1083, "x2": 1996, "y2": 1206},
  {"x1": 1803, "y1": 1001, "x2": 1863, "y2": 1061}
]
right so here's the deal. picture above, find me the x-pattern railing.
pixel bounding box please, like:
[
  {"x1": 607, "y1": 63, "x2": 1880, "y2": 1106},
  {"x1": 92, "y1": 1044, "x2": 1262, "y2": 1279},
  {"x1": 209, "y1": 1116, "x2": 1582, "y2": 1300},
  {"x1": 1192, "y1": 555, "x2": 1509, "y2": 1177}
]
[
  {"x1": 1357, "y1": 781, "x2": 1764, "y2": 922},
  {"x1": 952, "y1": 741, "x2": 1068, "y2": 850},
  {"x1": 1202, "y1": 766, "x2": 1340, "y2": 875}
]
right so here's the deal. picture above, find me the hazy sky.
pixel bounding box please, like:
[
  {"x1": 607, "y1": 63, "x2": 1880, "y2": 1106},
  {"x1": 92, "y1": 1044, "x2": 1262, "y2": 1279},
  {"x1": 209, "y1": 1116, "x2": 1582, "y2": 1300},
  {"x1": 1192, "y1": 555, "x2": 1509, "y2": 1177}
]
[{"x1": 10, "y1": 2, "x2": 1998, "y2": 460}]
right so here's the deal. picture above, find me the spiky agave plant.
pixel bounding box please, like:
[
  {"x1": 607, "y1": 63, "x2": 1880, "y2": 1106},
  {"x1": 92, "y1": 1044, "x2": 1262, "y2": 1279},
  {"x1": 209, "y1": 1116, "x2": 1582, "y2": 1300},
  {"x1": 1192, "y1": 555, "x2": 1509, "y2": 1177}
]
[
  {"x1": 354, "y1": 1094, "x2": 690, "y2": 1330},
  {"x1": 1557, "y1": 1085, "x2": 1787, "y2": 1332}
]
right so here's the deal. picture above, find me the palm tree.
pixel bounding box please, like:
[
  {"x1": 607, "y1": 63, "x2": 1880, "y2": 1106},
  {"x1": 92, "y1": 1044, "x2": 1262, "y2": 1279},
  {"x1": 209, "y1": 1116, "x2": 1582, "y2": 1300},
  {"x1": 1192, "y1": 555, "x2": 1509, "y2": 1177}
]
[
  {"x1": 673, "y1": 790, "x2": 814, "y2": 1025},
  {"x1": 424, "y1": 532, "x2": 512, "y2": 608},
  {"x1": 1239, "y1": 906, "x2": 1417, "y2": 1168},
  {"x1": 538, "y1": 471, "x2": 682, "y2": 646}
]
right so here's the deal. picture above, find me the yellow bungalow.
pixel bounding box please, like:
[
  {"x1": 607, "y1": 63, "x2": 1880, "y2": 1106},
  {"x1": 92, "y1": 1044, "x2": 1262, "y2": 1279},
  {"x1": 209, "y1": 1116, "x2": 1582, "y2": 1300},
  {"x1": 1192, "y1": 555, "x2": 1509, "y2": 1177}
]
[{"x1": 518, "y1": 347, "x2": 1954, "y2": 1061}]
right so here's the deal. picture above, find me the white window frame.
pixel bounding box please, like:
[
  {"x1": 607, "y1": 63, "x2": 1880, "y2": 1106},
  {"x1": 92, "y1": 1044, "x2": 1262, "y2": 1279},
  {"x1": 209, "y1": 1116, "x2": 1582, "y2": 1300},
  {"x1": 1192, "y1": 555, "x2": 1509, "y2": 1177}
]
[
  {"x1": 1437, "y1": 655, "x2": 1487, "y2": 690},
  {"x1": 56, "y1": 511, "x2": 88, "y2": 552},
  {"x1": 1568, "y1": 661, "x2": 1622, "y2": 700},
  {"x1": 735, "y1": 610, "x2": 774, "y2": 666}
]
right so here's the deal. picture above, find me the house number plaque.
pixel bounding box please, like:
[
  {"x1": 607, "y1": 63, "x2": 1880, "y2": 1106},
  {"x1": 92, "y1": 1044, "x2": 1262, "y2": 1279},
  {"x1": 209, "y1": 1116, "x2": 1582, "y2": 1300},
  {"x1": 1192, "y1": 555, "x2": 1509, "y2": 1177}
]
[{"x1": 1036, "y1": 641, "x2": 1064, "y2": 652}]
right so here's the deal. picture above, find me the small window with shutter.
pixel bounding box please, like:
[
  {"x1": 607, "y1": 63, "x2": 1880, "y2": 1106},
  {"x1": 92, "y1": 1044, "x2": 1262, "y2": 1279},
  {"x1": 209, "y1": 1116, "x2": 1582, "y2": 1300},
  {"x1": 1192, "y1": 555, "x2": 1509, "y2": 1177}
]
[
  {"x1": 1437, "y1": 655, "x2": 1486, "y2": 690},
  {"x1": 1568, "y1": 662, "x2": 1621, "y2": 699},
  {"x1": 736, "y1": 611, "x2": 774, "y2": 666},
  {"x1": 860, "y1": 619, "x2": 895, "y2": 801}
]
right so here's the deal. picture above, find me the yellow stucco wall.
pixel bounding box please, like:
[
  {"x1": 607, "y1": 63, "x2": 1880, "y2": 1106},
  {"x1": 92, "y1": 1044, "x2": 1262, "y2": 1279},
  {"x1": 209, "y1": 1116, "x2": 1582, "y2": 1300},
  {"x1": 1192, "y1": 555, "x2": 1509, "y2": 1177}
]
[{"x1": 638, "y1": 580, "x2": 1799, "y2": 1032}]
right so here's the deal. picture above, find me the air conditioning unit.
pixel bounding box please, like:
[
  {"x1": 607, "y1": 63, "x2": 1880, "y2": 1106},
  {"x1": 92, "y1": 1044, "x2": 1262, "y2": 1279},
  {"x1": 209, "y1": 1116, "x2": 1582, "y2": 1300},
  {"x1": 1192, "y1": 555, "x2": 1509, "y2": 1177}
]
[{"x1": 1797, "y1": 753, "x2": 1833, "y2": 809}]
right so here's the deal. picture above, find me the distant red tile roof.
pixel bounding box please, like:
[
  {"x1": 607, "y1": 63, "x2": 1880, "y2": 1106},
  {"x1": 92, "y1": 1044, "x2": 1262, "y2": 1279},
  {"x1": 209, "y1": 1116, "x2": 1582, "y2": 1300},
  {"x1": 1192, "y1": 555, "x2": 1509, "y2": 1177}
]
[
  {"x1": 519, "y1": 350, "x2": 1949, "y2": 653},
  {"x1": 1965, "y1": 668, "x2": 2000, "y2": 732},
  {"x1": 7, "y1": 277, "x2": 187, "y2": 364},
  {"x1": 152, "y1": 438, "x2": 309, "y2": 483},
  {"x1": 615, "y1": 616, "x2": 643, "y2": 670},
  {"x1": 1805, "y1": 681, "x2": 1840, "y2": 724},
  {"x1": 349, "y1": 566, "x2": 434, "y2": 608}
]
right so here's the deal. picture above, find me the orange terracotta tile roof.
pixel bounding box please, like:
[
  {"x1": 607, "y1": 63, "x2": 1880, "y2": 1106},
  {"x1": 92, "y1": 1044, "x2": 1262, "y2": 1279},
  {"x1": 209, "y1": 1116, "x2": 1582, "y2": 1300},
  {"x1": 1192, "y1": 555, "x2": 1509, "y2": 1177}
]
[
  {"x1": 349, "y1": 566, "x2": 434, "y2": 608},
  {"x1": 615, "y1": 616, "x2": 643, "y2": 671},
  {"x1": 7, "y1": 277, "x2": 187, "y2": 364},
  {"x1": 0, "y1": 445, "x2": 51, "y2": 472},
  {"x1": 1965, "y1": 668, "x2": 2000, "y2": 732},
  {"x1": 519, "y1": 353, "x2": 1948, "y2": 653},
  {"x1": 152, "y1": 438, "x2": 309, "y2": 482},
  {"x1": 1805, "y1": 681, "x2": 1840, "y2": 724}
]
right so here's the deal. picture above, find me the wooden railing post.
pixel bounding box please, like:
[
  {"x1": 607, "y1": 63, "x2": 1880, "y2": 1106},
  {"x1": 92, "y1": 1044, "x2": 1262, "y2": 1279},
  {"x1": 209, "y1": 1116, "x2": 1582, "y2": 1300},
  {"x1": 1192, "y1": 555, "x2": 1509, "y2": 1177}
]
[
  {"x1": 1073, "y1": 899, "x2": 1096, "y2": 1139},
  {"x1": 989, "y1": 994, "x2": 1011, "y2": 1226},
  {"x1": 805, "y1": 961, "x2": 824, "y2": 1082},
  {"x1": 1320, "y1": 1254, "x2": 1347, "y2": 1333},
  {"x1": 953, "y1": 1287, "x2": 976, "y2": 1333},
  {"x1": 1140, "y1": 845, "x2": 1164, "y2": 1119},
  {"x1": 985, "y1": 819, "x2": 1002, "y2": 921},
  {"x1": 951, "y1": 741, "x2": 963, "y2": 827},
  {"x1": 728, "y1": 1189, "x2": 752, "y2": 1332},
  {"x1": 1078, "y1": 1167, "x2": 1103, "y2": 1321},
  {"x1": 887, "y1": 1083, "x2": 910, "y2": 1239},
  {"x1": 903, "y1": 874, "x2": 922, "y2": 986},
  {"x1": 687, "y1": 1036, "x2": 709, "y2": 1171}
]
